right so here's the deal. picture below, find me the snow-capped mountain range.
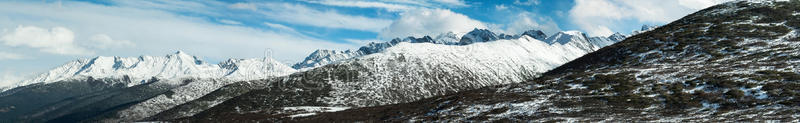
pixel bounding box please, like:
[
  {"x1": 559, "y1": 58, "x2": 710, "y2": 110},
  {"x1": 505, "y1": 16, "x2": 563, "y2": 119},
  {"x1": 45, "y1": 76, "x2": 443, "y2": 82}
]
[
  {"x1": 0, "y1": 51, "x2": 296, "y2": 92},
  {"x1": 292, "y1": 28, "x2": 631, "y2": 71},
  {"x1": 1, "y1": 27, "x2": 641, "y2": 93},
  {"x1": 151, "y1": 29, "x2": 634, "y2": 121},
  {"x1": 1, "y1": 27, "x2": 637, "y2": 122}
]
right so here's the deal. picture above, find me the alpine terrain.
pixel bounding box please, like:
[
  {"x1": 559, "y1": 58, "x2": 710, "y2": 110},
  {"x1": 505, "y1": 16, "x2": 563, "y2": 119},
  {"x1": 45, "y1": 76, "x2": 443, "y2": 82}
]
[
  {"x1": 4, "y1": 0, "x2": 780, "y2": 122},
  {"x1": 150, "y1": 29, "x2": 628, "y2": 122},
  {"x1": 285, "y1": 0, "x2": 800, "y2": 122},
  {"x1": 1, "y1": 27, "x2": 628, "y2": 122}
]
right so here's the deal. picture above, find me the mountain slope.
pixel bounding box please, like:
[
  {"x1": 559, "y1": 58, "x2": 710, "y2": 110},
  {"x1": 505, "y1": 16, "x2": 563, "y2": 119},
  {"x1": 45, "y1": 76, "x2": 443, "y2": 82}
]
[
  {"x1": 2, "y1": 51, "x2": 296, "y2": 92},
  {"x1": 152, "y1": 31, "x2": 624, "y2": 121},
  {"x1": 294, "y1": 0, "x2": 800, "y2": 122}
]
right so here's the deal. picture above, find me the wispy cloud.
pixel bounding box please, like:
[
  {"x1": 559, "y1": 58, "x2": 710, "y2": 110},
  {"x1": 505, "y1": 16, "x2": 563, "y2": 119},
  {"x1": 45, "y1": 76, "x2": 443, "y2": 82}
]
[
  {"x1": 304, "y1": 0, "x2": 416, "y2": 12},
  {"x1": 86, "y1": 34, "x2": 135, "y2": 49},
  {"x1": 218, "y1": 19, "x2": 242, "y2": 25},
  {"x1": 0, "y1": 52, "x2": 25, "y2": 60},
  {"x1": 263, "y1": 22, "x2": 298, "y2": 34},
  {"x1": 379, "y1": 9, "x2": 486, "y2": 39},
  {"x1": 430, "y1": 0, "x2": 469, "y2": 7},
  {"x1": 230, "y1": 2, "x2": 393, "y2": 33},
  {"x1": 229, "y1": 2, "x2": 258, "y2": 11},
  {"x1": 499, "y1": 12, "x2": 562, "y2": 36},
  {"x1": 514, "y1": 0, "x2": 540, "y2": 6},
  {"x1": 303, "y1": 0, "x2": 469, "y2": 12},
  {"x1": 495, "y1": 4, "x2": 508, "y2": 11}
]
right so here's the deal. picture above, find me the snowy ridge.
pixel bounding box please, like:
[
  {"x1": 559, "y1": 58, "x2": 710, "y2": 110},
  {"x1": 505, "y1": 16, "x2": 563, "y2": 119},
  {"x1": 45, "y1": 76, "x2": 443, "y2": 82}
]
[
  {"x1": 291, "y1": 50, "x2": 362, "y2": 71},
  {"x1": 293, "y1": 29, "x2": 628, "y2": 70},
  {"x1": 521, "y1": 30, "x2": 548, "y2": 41},
  {"x1": 2, "y1": 51, "x2": 296, "y2": 92}
]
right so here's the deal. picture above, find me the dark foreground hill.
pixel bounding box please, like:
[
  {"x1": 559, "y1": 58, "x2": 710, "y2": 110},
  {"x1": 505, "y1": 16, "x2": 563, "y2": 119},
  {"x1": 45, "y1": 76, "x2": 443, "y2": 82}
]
[{"x1": 286, "y1": 0, "x2": 800, "y2": 122}]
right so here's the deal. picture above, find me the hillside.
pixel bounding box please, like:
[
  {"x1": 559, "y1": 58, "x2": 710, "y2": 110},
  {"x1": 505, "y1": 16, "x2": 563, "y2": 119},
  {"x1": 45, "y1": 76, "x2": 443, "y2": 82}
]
[{"x1": 291, "y1": 0, "x2": 800, "y2": 122}]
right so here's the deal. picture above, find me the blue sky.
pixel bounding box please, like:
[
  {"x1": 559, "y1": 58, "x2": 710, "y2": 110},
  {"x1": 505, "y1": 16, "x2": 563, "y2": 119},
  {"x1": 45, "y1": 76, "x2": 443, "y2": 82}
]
[{"x1": 0, "y1": 0, "x2": 730, "y2": 86}]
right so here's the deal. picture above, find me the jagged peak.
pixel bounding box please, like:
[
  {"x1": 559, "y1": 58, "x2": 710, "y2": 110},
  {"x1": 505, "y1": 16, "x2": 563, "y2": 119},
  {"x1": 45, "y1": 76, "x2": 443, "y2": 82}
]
[
  {"x1": 5, "y1": 50, "x2": 299, "y2": 92},
  {"x1": 545, "y1": 31, "x2": 588, "y2": 44},
  {"x1": 608, "y1": 32, "x2": 627, "y2": 41},
  {"x1": 521, "y1": 30, "x2": 547, "y2": 41},
  {"x1": 465, "y1": 28, "x2": 495, "y2": 35},
  {"x1": 459, "y1": 28, "x2": 498, "y2": 44}
]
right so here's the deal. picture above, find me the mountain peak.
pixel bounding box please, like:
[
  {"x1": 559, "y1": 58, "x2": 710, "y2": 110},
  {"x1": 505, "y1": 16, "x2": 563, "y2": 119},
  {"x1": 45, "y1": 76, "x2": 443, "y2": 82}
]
[
  {"x1": 608, "y1": 32, "x2": 627, "y2": 41},
  {"x1": 521, "y1": 30, "x2": 547, "y2": 41},
  {"x1": 545, "y1": 31, "x2": 588, "y2": 44},
  {"x1": 459, "y1": 28, "x2": 498, "y2": 44}
]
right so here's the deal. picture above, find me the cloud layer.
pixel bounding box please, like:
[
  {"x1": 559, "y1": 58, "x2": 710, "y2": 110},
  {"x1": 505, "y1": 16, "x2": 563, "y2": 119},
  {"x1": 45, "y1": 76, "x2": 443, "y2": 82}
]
[
  {"x1": 0, "y1": 52, "x2": 24, "y2": 60},
  {"x1": 230, "y1": 2, "x2": 393, "y2": 33},
  {"x1": 379, "y1": 9, "x2": 486, "y2": 39}
]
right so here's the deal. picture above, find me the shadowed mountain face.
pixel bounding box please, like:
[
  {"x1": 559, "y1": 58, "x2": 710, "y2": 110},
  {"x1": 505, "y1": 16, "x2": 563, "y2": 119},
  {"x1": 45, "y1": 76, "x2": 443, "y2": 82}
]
[
  {"x1": 0, "y1": 77, "x2": 179, "y2": 122},
  {"x1": 282, "y1": 1, "x2": 800, "y2": 122}
]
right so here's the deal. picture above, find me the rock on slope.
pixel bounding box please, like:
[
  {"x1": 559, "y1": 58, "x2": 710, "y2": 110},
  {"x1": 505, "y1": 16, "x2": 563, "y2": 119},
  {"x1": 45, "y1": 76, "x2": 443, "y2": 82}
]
[
  {"x1": 152, "y1": 30, "x2": 623, "y2": 121},
  {"x1": 294, "y1": 0, "x2": 800, "y2": 122}
]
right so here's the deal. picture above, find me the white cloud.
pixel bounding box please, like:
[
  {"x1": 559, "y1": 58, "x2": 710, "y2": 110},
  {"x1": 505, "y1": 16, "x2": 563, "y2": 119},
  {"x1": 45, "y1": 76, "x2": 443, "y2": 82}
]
[
  {"x1": 380, "y1": 0, "x2": 468, "y2": 7},
  {"x1": 218, "y1": 19, "x2": 242, "y2": 25},
  {"x1": 431, "y1": 0, "x2": 468, "y2": 7},
  {"x1": 568, "y1": 0, "x2": 731, "y2": 36},
  {"x1": 495, "y1": 4, "x2": 508, "y2": 11},
  {"x1": 514, "y1": 0, "x2": 540, "y2": 6},
  {"x1": 229, "y1": 2, "x2": 258, "y2": 11},
  {"x1": 0, "y1": 52, "x2": 25, "y2": 60},
  {"x1": 304, "y1": 0, "x2": 468, "y2": 11},
  {"x1": 501, "y1": 13, "x2": 562, "y2": 36},
  {"x1": 230, "y1": 2, "x2": 393, "y2": 32},
  {"x1": 87, "y1": 34, "x2": 135, "y2": 49},
  {"x1": 263, "y1": 22, "x2": 298, "y2": 34},
  {"x1": 304, "y1": 0, "x2": 416, "y2": 12},
  {"x1": 1, "y1": 25, "x2": 93, "y2": 55},
  {"x1": 379, "y1": 9, "x2": 486, "y2": 39}
]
